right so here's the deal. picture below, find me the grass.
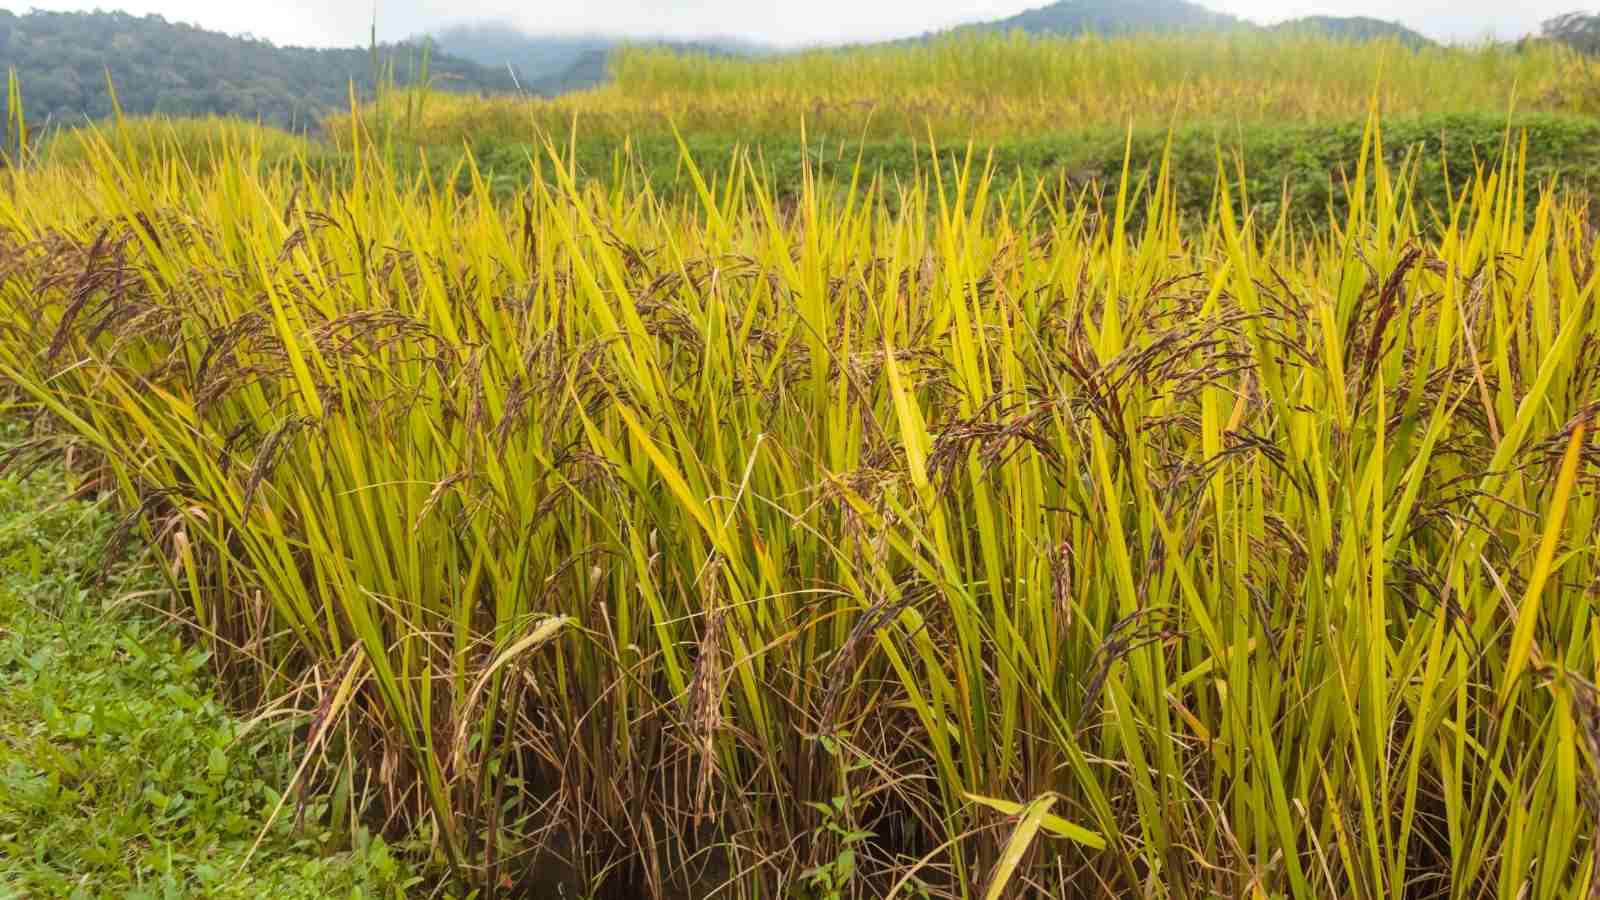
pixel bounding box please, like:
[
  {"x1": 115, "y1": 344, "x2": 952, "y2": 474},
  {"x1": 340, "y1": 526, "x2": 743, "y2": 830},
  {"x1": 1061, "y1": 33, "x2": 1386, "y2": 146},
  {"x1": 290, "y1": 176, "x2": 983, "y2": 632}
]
[
  {"x1": 35, "y1": 116, "x2": 323, "y2": 175},
  {"x1": 0, "y1": 420, "x2": 431, "y2": 898},
  {"x1": 0, "y1": 108, "x2": 1594, "y2": 899}
]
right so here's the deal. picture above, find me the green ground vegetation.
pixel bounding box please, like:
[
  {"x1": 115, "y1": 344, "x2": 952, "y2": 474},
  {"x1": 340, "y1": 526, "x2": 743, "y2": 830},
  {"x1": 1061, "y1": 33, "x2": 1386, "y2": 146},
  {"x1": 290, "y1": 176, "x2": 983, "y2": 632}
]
[
  {"x1": 407, "y1": 111, "x2": 1600, "y2": 222},
  {"x1": 0, "y1": 420, "x2": 431, "y2": 899}
]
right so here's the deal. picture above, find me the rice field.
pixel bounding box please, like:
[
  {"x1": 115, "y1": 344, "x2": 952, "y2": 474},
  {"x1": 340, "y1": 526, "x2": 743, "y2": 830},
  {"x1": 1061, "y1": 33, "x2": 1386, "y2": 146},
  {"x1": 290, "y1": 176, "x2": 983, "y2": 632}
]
[
  {"x1": 327, "y1": 32, "x2": 1600, "y2": 145},
  {"x1": 2, "y1": 57, "x2": 1599, "y2": 900}
]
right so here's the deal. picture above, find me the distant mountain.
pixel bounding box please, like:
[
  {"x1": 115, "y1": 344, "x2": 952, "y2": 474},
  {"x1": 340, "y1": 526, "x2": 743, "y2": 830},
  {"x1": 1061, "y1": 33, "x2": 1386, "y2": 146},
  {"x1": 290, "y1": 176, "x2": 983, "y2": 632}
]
[
  {"x1": 1270, "y1": 16, "x2": 1435, "y2": 48},
  {"x1": 1539, "y1": 12, "x2": 1600, "y2": 55},
  {"x1": 956, "y1": 0, "x2": 1428, "y2": 49},
  {"x1": 0, "y1": 10, "x2": 518, "y2": 129},
  {"x1": 970, "y1": 0, "x2": 1248, "y2": 36},
  {"x1": 426, "y1": 24, "x2": 771, "y2": 95},
  {"x1": 540, "y1": 50, "x2": 613, "y2": 96},
  {"x1": 422, "y1": 28, "x2": 613, "y2": 93}
]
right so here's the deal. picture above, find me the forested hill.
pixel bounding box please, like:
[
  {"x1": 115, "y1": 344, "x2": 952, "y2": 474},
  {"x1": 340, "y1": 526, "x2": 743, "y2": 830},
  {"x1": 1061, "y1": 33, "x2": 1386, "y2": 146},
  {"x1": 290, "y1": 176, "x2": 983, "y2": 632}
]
[
  {"x1": 961, "y1": 0, "x2": 1434, "y2": 46},
  {"x1": 0, "y1": 10, "x2": 519, "y2": 130},
  {"x1": 970, "y1": 0, "x2": 1248, "y2": 36},
  {"x1": 1268, "y1": 16, "x2": 1434, "y2": 48}
]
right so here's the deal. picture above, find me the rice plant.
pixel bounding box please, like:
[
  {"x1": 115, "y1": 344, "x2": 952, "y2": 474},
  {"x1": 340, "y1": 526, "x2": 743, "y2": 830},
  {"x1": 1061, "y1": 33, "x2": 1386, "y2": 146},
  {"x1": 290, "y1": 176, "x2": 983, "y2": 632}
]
[{"x1": 0, "y1": 110, "x2": 1596, "y2": 899}]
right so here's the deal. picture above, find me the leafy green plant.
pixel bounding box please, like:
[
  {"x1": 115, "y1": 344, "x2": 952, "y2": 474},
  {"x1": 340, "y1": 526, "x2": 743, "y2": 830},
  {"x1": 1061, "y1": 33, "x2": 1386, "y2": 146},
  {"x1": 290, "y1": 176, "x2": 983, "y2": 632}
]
[
  {"x1": 798, "y1": 736, "x2": 874, "y2": 900},
  {"x1": 3, "y1": 68, "x2": 26, "y2": 167},
  {"x1": 0, "y1": 429, "x2": 436, "y2": 898}
]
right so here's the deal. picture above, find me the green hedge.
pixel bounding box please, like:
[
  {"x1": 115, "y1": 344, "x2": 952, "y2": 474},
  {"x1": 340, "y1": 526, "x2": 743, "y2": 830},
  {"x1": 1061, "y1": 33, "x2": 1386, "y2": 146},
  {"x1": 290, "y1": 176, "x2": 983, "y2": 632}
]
[{"x1": 401, "y1": 113, "x2": 1600, "y2": 225}]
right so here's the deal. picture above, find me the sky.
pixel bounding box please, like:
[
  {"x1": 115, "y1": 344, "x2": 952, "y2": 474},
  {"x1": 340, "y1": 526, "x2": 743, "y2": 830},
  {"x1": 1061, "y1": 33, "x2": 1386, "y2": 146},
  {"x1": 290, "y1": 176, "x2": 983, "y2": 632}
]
[{"x1": 2, "y1": 0, "x2": 1582, "y2": 49}]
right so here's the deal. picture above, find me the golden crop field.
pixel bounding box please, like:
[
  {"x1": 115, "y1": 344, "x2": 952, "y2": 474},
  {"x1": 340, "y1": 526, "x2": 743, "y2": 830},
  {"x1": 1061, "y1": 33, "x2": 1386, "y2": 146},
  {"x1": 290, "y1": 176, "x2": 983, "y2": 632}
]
[
  {"x1": 2, "y1": 100, "x2": 1597, "y2": 899},
  {"x1": 330, "y1": 32, "x2": 1600, "y2": 144}
]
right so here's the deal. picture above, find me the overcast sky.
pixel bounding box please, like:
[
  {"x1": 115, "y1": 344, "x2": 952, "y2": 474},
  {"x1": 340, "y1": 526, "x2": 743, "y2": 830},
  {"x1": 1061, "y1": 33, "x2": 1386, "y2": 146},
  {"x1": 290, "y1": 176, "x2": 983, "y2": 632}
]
[{"x1": 2, "y1": 0, "x2": 1584, "y2": 49}]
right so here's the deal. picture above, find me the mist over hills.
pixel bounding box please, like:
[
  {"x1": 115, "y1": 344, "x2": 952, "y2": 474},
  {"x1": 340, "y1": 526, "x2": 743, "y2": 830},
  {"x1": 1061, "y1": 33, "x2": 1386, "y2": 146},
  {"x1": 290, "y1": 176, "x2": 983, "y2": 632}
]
[{"x1": 424, "y1": 24, "x2": 774, "y2": 95}]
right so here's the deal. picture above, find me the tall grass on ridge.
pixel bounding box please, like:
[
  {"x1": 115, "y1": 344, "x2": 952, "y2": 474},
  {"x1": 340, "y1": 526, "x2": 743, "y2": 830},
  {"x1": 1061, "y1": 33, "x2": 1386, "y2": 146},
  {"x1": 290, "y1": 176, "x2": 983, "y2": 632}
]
[
  {"x1": 34, "y1": 115, "x2": 317, "y2": 175},
  {"x1": 329, "y1": 31, "x2": 1600, "y2": 145},
  {"x1": 0, "y1": 115, "x2": 1597, "y2": 898}
]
